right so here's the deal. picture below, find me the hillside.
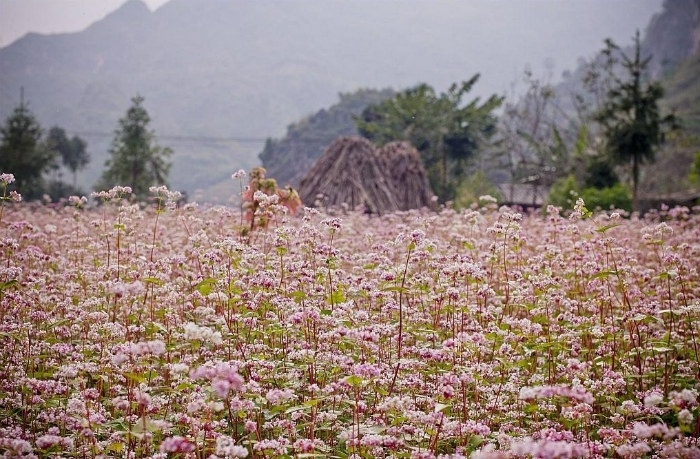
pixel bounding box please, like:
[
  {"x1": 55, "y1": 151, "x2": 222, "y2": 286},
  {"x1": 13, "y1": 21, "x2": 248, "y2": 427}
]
[
  {"x1": 259, "y1": 89, "x2": 395, "y2": 188},
  {"x1": 0, "y1": 0, "x2": 662, "y2": 200},
  {"x1": 662, "y1": 52, "x2": 700, "y2": 132},
  {"x1": 642, "y1": 0, "x2": 700, "y2": 77},
  {"x1": 643, "y1": 0, "x2": 700, "y2": 131},
  {"x1": 262, "y1": 0, "x2": 700, "y2": 203}
]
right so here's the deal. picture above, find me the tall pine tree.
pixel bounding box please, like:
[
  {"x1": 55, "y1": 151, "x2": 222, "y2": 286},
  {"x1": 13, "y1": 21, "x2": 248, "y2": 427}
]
[
  {"x1": 98, "y1": 95, "x2": 172, "y2": 201},
  {"x1": 594, "y1": 31, "x2": 676, "y2": 211},
  {"x1": 0, "y1": 96, "x2": 55, "y2": 200}
]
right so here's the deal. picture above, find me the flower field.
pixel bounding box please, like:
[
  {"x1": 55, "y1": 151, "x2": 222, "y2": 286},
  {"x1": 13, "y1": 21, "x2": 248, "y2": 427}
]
[{"x1": 0, "y1": 184, "x2": 699, "y2": 458}]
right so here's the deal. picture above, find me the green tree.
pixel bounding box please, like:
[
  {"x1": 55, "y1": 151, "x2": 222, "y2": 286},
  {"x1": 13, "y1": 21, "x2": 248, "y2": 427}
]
[
  {"x1": 594, "y1": 31, "x2": 676, "y2": 211},
  {"x1": 356, "y1": 75, "x2": 502, "y2": 201},
  {"x1": 0, "y1": 98, "x2": 55, "y2": 200},
  {"x1": 98, "y1": 95, "x2": 172, "y2": 201},
  {"x1": 453, "y1": 170, "x2": 502, "y2": 210},
  {"x1": 46, "y1": 126, "x2": 89, "y2": 188},
  {"x1": 548, "y1": 175, "x2": 632, "y2": 213}
]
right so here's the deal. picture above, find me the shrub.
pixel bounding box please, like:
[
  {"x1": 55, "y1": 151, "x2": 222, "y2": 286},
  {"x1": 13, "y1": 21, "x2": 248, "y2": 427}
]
[
  {"x1": 548, "y1": 175, "x2": 632, "y2": 213},
  {"x1": 580, "y1": 183, "x2": 632, "y2": 211}
]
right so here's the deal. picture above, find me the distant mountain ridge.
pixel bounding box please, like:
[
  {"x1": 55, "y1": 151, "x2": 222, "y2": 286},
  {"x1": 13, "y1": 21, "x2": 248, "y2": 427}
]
[
  {"x1": 260, "y1": 0, "x2": 700, "y2": 203},
  {"x1": 0, "y1": 0, "x2": 669, "y2": 200},
  {"x1": 643, "y1": 0, "x2": 700, "y2": 76}
]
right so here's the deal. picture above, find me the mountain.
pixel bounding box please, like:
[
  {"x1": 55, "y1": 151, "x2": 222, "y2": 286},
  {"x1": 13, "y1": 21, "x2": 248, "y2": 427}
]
[
  {"x1": 649, "y1": 0, "x2": 700, "y2": 132},
  {"x1": 547, "y1": 0, "x2": 700, "y2": 200},
  {"x1": 643, "y1": 0, "x2": 700, "y2": 77},
  {"x1": 259, "y1": 88, "x2": 395, "y2": 188},
  {"x1": 0, "y1": 0, "x2": 663, "y2": 201}
]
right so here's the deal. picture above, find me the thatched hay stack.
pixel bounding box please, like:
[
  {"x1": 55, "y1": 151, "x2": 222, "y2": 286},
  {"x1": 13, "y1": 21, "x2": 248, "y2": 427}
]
[
  {"x1": 299, "y1": 136, "x2": 400, "y2": 215},
  {"x1": 378, "y1": 141, "x2": 434, "y2": 210}
]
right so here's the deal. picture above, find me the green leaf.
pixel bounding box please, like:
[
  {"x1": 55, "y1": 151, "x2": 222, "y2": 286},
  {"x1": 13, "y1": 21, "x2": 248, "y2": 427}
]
[
  {"x1": 290, "y1": 290, "x2": 306, "y2": 303},
  {"x1": 0, "y1": 279, "x2": 18, "y2": 291},
  {"x1": 303, "y1": 398, "x2": 323, "y2": 408},
  {"x1": 107, "y1": 442, "x2": 125, "y2": 453},
  {"x1": 284, "y1": 405, "x2": 307, "y2": 415},
  {"x1": 343, "y1": 375, "x2": 364, "y2": 387},
  {"x1": 596, "y1": 223, "x2": 622, "y2": 233},
  {"x1": 329, "y1": 289, "x2": 346, "y2": 304},
  {"x1": 590, "y1": 270, "x2": 617, "y2": 280},
  {"x1": 130, "y1": 416, "x2": 162, "y2": 434},
  {"x1": 362, "y1": 425, "x2": 388, "y2": 434},
  {"x1": 124, "y1": 372, "x2": 146, "y2": 384},
  {"x1": 434, "y1": 403, "x2": 450, "y2": 413},
  {"x1": 195, "y1": 277, "x2": 218, "y2": 296}
]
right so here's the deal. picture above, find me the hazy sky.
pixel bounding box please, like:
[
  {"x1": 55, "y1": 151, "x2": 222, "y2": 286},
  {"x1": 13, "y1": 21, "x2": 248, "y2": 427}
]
[
  {"x1": 0, "y1": 0, "x2": 169, "y2": 47},
  {"x1": 0, "y1": 0, "x2": 665, "y2": 51}
]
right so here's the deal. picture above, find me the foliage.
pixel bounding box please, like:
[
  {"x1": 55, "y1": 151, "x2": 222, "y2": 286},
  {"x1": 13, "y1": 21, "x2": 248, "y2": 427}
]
[
  {"x1": 691, "y1": 152, "x2": 700, "y2": 185},
  {"x1": 46, "y1": 126, "x2": 90, "y2": 188},
  {"x1": 356, "y1": 75, "x2": 502, "y2": 202},
  {"x1": 547, "y1": 175, "x2": 580, "y2": 210},
  {"x1": 45, "y1": 180, "x2": 88, "y2": 203},
  {"x1": 593, "y1": 31, "x2": 677, "y2": 211},
  {"x1": 0, "y1": 173, "x2": 21, "y2": 224},
  {"x1": 0, "y1": 99, "x2": 55, "y2": 200},
  {"x1": 0, "y1": 198, "x2": 699, "y2": 458},
  {"x1": 675, "y1": 132, "x2": 700, "y2": 186},
  {"x1": 583, "y1": 155, "x2": 619, "y2": 189},
  {"x1": 497, "y1": 72, "x2": 576, "y2": 198},
  {"x1": 549, "y1": 175, "x2": 632, "y2": 213},
  {"x1": 452, "y1": 170, "x2": 501, "y2": 210},
  {"x1": 97, "y1": 95, "x2": 173, "y2": 202},
  {"x1": 580, "y1": 183, "x2": 632, "y2": 211},
  {"x1": 259, "y1": 88, "x2": 396, "y2": 188}
]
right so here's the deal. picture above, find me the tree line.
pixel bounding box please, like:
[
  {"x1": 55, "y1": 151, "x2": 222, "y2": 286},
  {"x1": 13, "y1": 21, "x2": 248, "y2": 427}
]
[
  {"x1": 2, "y1": 33, "x2": 695, "y2": 212},
  {"x1": 0, "y1": 94, "x2": 171, "y2": 203},
  {"x1": 354, "y1": 32, "x2": 680, "y2": 212}
]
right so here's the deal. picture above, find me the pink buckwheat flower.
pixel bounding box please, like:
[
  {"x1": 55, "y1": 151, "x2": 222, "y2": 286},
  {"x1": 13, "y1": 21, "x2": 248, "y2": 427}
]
[
  {"x1": 0, "y1": 173, "x2": 15, "y2": 184},
  {"x1": 216, "y1": 435, "x2": 248, "y2": 457},
  {"x1": 265, "y1": 388, "x2": 296, "y2": 405},
  {"x1": 159, "y1": 436, "x2": 195, "y2": 453}
]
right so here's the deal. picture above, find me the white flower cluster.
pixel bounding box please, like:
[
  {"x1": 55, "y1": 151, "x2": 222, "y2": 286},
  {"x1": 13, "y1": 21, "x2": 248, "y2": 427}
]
[
  {"x1": 149, "y1": 185, "x2": 183, "y2": 210},
  {"x1": 0, "y1": 173, "x2": 15, "y2": 184},
  {"x1": 91, "y1": 186, "x2": 133, "y2": 201},
  {"x1": 183, "y1": 322, "x2": 222, "y2": 346},
  {"x1": 68, "y1": 195, "x2": 88, "y2": 207},
  {"x1": 231, "y1": 169, "x2": 247, "y2": 180},
  {"x1": 214, "y1": 435, "x2": 248, "y2": 458}
]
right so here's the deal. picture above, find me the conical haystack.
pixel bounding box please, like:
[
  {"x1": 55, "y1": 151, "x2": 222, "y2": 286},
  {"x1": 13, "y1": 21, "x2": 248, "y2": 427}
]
[
  {"x1": 299, "y1": 136, "x2": 400, "y2": 214},
  {"x1": 378, "y1": 141, "x2": 434, "y2": 210}
]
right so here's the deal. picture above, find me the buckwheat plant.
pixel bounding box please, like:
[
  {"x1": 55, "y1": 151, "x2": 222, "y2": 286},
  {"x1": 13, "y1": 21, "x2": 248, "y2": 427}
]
[
  {"x1": 0, "y1": 172, "x2": 21, "y2": 225},
  {"x1": 0, "y1": 194, "x2": 699, "y2": 459},
  {"x1": 240, "y1": 167, "x2": 301, "y2": 239}
]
